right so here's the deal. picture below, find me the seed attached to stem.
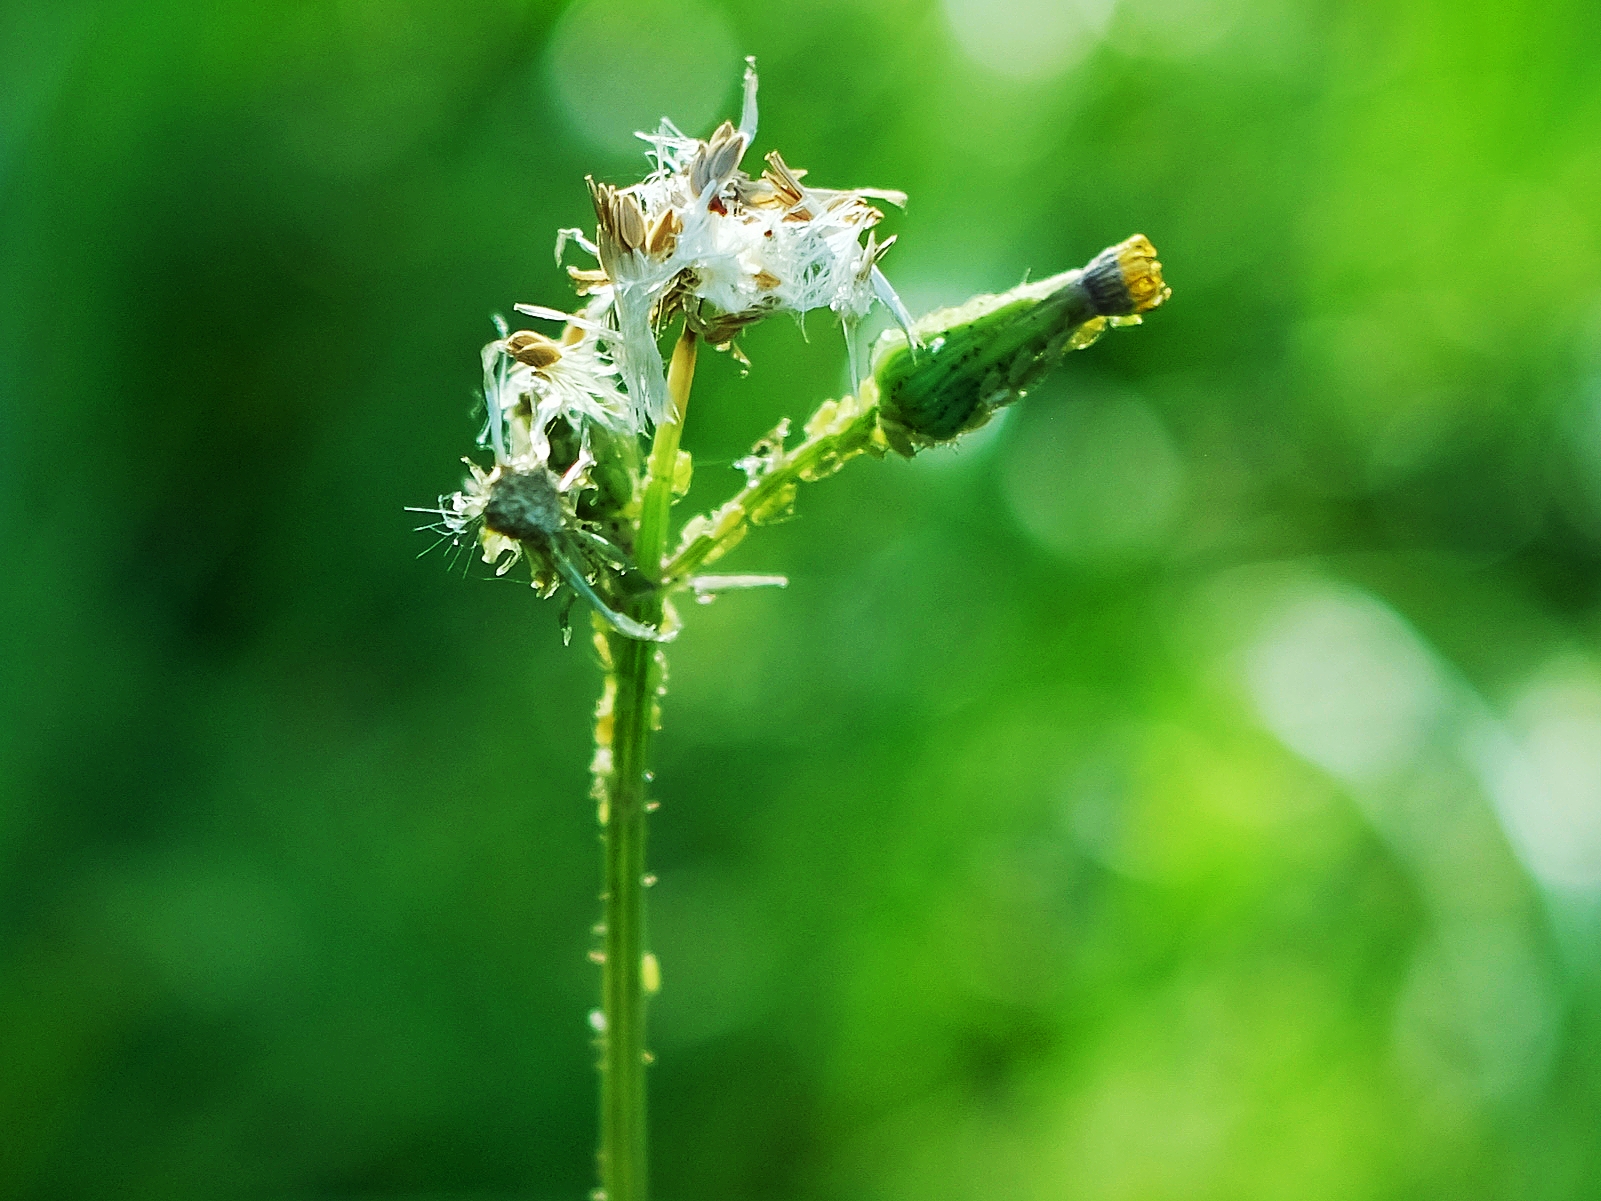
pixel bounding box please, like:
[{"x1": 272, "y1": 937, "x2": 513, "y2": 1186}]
[{"x1": 505, "y1": 330, "x2": 564, "y2": 369}]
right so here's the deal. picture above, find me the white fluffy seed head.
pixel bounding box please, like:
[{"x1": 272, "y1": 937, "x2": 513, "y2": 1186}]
[{"x1": 551, "y1": 58, "x2": 913, "y2": 428}]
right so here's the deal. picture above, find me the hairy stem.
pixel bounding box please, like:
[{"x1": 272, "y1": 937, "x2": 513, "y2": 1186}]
[{"x1": 596, "y1": 327, "x2": 697, "y2": 1201}]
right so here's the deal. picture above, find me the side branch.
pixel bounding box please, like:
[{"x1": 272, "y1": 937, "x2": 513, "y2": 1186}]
[{"x1": 662, "y1": 388, "x2": 886, "y2": 586}]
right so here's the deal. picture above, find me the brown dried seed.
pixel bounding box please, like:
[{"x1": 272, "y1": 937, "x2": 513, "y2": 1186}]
[
  {"x1": 568, "y1": 279, "x2": 608, "y2": 297},
  {"x1": 646, "y1": 207, "x2": 681, "y2": 256},
  {"x1": 708, "y1": 136, "x2": 744, "y2": 186},
  {"x1": 586, "y1": 176, "x2": 611, "y2": 224},
  {"x1": 753, "y1": 270, "x2": 781, "y2": 290},
  {"x1": 691, "y1": 123, "x2": 747, "y2": 197},
  {"x1": 693, "y1": 135, "x2": 723, "y2": 195},
  {"x1": 586, "y1": 178, "x2": 624, "y2": 276},
  {"x1": 614, "y1": 193, "x2": 647, "y2": 252},
  {"x1": 763, "y1": 150, "x2": 800, "y2": 186},
  {"x1": 762, "y1": 152, "x2": 814, "y2": 207},
  {"x1": 504, "y1": 330, "x2": 563, "y2": 369}
]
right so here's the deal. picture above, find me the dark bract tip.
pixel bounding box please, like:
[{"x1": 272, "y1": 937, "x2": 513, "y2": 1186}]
[{"x1": 484, "y1": 468, "x2": 565, "y2": 542}]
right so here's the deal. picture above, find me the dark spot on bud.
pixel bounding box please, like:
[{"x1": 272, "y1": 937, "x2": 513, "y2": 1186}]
[
  {"x1": 1080, "y1": 246, "x2": 1136, "y2": 318},
  {"x1": 1080, "y1": 235, "x2": 1172, "y2": 317},
  {"x1": 484, "y1": 469, "x2": 564, "y2": 541}
]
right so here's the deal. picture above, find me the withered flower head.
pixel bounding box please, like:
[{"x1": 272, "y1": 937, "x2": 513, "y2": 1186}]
[
  {"x1": 481, "y1": 313, "x2": 632, "y2": 468},
  {"x1": 549, "y1": 58, "x2": 915, "y2": 428}
]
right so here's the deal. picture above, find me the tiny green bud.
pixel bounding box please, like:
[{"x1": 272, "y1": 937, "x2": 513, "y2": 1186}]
[{"x1": 871, "y1": 235, "x2": 1170, "y2": 456}]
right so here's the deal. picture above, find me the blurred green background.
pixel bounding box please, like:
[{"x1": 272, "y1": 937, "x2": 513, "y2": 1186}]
[{"x1": 4, "y1": 0, "x2": 1601, "y2": 1197}]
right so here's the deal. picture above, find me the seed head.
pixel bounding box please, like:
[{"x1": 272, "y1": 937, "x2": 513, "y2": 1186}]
[
  {"x1": 549, "y1": 58, "x2": 915, "y2": 427},
  {"x1": 483, "y1": 316, "x2": 632, "y2": 467}
]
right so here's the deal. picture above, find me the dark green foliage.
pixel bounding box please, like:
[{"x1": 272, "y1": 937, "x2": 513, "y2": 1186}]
[{"x1": 3, "y1": 1, "x2": 1601, "y2": 1199}]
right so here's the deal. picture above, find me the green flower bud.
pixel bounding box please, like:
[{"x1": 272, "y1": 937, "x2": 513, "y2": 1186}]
[{"x1": 871, "y1": 235, "x2": 1170, "y2": 456}]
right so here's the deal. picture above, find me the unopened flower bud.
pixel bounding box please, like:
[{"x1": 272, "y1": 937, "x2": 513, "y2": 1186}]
[{"x1": 871, "y1": 235, "x2": 1170, "y2": 456}]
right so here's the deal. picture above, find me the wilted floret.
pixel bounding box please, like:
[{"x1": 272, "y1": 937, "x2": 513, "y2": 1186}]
[
  {"x1": 412, "y1": 325, "x2": 669, "y2": 642},
  {"x1": 480, "y1": 316, "x2": 631, "y2": 466}
]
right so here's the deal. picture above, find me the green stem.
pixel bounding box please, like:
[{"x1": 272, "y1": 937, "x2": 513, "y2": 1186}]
[
  {"x1": 637, "y1": 330, "x2": 699, "y2": 580},
  {"x1": 599, "y1": 629, "x2": 652, "y2": 1201},
  {"x1": 596, "y1": 327, "x2": 697, "y2": 1201},
  {"x1": 662, "y1": 390, "x2": 883, "y2": 585}
]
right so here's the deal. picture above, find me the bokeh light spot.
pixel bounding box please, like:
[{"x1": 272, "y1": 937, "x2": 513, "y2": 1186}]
[
  {"x1": 1001, "y1": 388, "x2": 1184, "y2": 563},
  {"x1": 941, "y1": 0, "x2": 1117, "y2": 81},
  {"x1": 1246, "y1": 586, "x2": 1448, "y2": 785},
  {"x1": 546, "y1": 0, "x2": 739, "y2": 156},
  {"x1": 1482, "y1": 663, "x2": 1601, "y2": 894}
]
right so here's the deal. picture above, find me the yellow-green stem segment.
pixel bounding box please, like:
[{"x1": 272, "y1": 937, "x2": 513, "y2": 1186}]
[
  {"x1": 636, "y1": 330, "x2": 698, "y2": 581},
  {"x1": 597, "y1": 327, "x2": 696, "y2": 1201}
]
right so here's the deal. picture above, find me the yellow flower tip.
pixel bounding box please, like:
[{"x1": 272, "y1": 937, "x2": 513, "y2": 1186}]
[{"x1": 1114, "y1": 234, "x2": 1172, "y2": 314}]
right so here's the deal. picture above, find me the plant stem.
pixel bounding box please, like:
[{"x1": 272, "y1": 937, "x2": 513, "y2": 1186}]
[
  {"x1": 597, "y1": 327, "x2": 697, "y2": 1201},
  {"x1": 598, "y1": 627, "x2": 652, "y2": 1201},
  {"x1": 662, "y1": 389, "x2": 883, "y2": 584},
  {"x1": 637, "y1": 330, "x2": 699, "y2": 579}
]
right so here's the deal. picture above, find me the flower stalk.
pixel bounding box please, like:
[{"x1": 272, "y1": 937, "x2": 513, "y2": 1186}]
[
  {"x1": 596, "y1": 621, "x2": 654, "y2": 1201},
  {"x1": 593, "y1": 328, "x2": 697, "y2": 1201},
  {"x1": 637, "y1": 330, "x2": 700, "y2": 581}
]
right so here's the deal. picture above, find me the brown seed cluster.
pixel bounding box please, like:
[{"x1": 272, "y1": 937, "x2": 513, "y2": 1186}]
[
  {"x1": 734, "y1": 149, "x2": 906, "y2": 226},
  {"x1": 564, "y1": 76, "x2": 912, "y2": 381},
  {"x1": 587, "y1": 177, "x2": 650, "y2": 279},
  {"x1": 582, "y1": 146, "x2": 900, "y2": 306},
  {"x1": 688, "y1": 119, "x2": 749, "y2": 198}
]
